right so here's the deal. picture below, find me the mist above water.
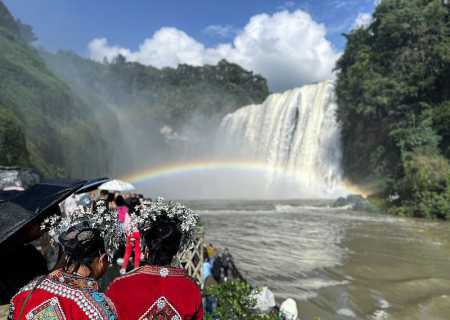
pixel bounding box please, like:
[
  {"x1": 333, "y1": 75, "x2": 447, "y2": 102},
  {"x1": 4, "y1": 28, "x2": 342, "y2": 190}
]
[
  {"x1": 135, "y1": 80, "x2": 347, "y2": 199},
  {"x1": 212, "y1": 80, "x2": 345, "y2": 199},
  {"x1": 44, "y1": 53, "x2": 346, "y2": 199}
]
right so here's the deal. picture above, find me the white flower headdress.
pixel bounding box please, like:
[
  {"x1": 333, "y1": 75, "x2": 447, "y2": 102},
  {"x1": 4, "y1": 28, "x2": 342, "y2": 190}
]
[
  {"x1": 41, "y1": 200, "x2": 122, "y2": 257},
  {"x1": 132, "y1": 197, "x2": 200, "y2": 251}
]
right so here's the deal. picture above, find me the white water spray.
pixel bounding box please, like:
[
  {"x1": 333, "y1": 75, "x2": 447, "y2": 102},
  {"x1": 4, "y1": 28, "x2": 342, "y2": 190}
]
[{"x1": 218, "y1": 80, "x2": 344, "y2": 197}]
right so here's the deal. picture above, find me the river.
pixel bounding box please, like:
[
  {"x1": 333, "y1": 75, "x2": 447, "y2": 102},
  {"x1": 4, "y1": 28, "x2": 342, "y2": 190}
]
[{"x1": 187, "y1": 199, "x2": 450, "y2": 320}]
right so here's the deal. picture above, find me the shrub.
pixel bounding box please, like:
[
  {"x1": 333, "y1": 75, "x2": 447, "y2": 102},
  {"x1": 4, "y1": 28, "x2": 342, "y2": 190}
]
[
  {"x1": 390, "y1": 150, "x2": 450, "y2": 219},
  {"x1": 204, "y1": 281, "x2": 280, "y2": 320}
]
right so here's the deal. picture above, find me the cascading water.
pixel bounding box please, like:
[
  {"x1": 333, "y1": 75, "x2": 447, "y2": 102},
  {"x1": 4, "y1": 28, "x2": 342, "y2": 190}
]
[{"x1": 218, "y1": 80, "x2": 344, "y2": 197}]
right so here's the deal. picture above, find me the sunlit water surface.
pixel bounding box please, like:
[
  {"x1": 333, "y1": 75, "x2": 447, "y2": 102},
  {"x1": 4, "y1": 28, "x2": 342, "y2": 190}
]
[{"x1": 186, "y1": 200, "x2": 450, "y2": 320}]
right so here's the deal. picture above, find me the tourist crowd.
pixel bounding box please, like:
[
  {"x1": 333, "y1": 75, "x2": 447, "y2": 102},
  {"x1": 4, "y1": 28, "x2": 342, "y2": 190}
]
[
  {"x1": 2, "y1": 188, "x2": 203, "y2": 320},
  {"x1": 0, "y1": 184, "x2": 298, "y2": 320}
]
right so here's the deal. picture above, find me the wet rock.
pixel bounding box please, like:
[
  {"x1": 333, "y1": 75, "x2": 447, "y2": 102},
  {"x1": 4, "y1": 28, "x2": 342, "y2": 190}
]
[
  {"x1": 0, "y1": 166, "x2": 40, "y2": 190},
  {"x1": 333, "y1": 194, "x2": 378, "y2": 212}
]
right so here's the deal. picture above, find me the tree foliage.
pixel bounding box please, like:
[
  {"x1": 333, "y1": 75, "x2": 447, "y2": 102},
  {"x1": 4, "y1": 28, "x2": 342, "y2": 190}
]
[
  {"x1": 204, "y1": 281, "x2": 280, "y2": 320},
  {"x1": 336, "y1": 0, "x2": 450, "y2": 218},
  {"x1": 0, "y1": 2, "x2": 107, "y2": 177},
  {"x1": 0, "y1": 106, "x2": 29, "y2": 166},
  {"x1": 42, "y1": 51, "x2": 269, "y2": 129},
  {"x1": 0, "y1": 1, "x2": 269, "y2": 178},
  {"x1": 390, "y1": 150, "x2": 450, "y2": 219}
]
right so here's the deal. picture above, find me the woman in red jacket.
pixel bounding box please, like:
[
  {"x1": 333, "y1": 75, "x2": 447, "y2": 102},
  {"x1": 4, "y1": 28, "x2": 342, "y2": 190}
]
[
  {"x1": 106, "y1": 198, "x2": 203, "y2": 320},
  {"x1": 8, "y1": 203, "x2": 120, "y2": 320}
]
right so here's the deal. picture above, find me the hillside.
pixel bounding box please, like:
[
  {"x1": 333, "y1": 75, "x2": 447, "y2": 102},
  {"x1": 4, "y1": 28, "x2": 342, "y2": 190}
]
[
  {"x1": 0, "y1": 1, "x2": 108, "y2": 177},
  {"x1": 40, "y1": 51, "x2": 269, "y2": 176},
  {"x1": 0, "y1": 1, "x2": 269, "y2": 178},
  {"x1": 336, "y1": 0, "x2": 450, "y2": 218},
  {"x1": 41, "y1": 51, "x2": 268, "y2": 129}
]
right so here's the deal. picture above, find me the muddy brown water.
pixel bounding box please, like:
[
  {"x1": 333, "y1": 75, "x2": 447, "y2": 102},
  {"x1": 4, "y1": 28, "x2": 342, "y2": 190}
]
[{"x1": 189, "y1": 200, "x2": 450, "y2": 320}]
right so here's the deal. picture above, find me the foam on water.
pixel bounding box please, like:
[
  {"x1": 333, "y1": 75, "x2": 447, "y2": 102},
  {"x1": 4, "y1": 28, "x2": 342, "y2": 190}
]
[
  {"x1": 298, "y1": 278, "x2": 350, "y2": 290},
  {"x1": 337, "y1": 308, "x2": 357, "y2": 318},
  {"x1": 200, "y1": 201, "x2": 351, "y2": 303},
  {"x1": 371, "y1": 310, "x2": 390, "y2": 320},
  {"x1": 197, "y1": 199, "x2": 450, "y2": 319}
]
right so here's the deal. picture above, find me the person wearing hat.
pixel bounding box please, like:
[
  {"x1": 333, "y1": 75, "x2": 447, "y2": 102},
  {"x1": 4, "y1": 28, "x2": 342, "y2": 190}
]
[
  {"x1": 106, "y1": 198, "x2": 203, "y2": 320},
  {"x1": 8, "y1": 202, "x2": 120, "y2": 320}
]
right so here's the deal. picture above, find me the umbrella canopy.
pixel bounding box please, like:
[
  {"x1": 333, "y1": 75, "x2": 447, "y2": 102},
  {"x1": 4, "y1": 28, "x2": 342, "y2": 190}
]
[
  {"x1": 0, "y1": 178, "x2": 110, "y2": 245},
  {"x1": 99, "y1": 179, "x2": 135, "y2": 192},
  {"x1": 75, "y1": 177, "x2": 110, "y2": 194},
  {"x1": 0, "y1": 190, "x2": 22, "y2": 203}
]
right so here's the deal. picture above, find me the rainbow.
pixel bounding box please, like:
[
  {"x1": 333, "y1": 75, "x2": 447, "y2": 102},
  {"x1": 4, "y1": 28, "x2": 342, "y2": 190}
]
[
  {"x1": 121, "y1": 160, "x2": 369, "y2": 198},
  {"x1": 122, "y1": 160, "x2": 298, "y2": 184}
]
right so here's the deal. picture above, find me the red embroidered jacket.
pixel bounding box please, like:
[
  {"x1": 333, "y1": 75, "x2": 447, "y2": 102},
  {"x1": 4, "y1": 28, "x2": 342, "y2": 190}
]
[
  {"x1": 8, "y1": 269, "x2": 117, "y2": 320},
  {"x1": 106, "y1": 265, "x2": 203, "y2": 320}
]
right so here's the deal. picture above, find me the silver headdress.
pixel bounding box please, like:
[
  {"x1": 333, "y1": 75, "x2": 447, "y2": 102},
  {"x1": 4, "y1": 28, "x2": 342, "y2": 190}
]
[
  {"x1": 41, "y1": 200, "x2": 122, "y2": 258},
  {"x1": 132, "y1": 197, "x2": 200, "y2": 251}
]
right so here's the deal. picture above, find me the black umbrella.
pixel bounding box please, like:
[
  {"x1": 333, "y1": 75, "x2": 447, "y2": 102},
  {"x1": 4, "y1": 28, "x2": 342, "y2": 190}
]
[
  {"x1": 0, "y1": 178, "x2": 110, "y2": 245},
  {"x1": 0, "y1": 190, "x2": 22, "y2": 203},
  {"x1": 75, "y1": 177, "x2": 109, "y2": 194}
]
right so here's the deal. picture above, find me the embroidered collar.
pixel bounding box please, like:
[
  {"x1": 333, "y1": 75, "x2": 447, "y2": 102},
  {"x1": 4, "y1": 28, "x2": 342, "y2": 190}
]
[
  {"x1": 136, "y1": 265, "x2": 186, "y2": 278},
  {"x1": 48, "y1": 269, "x2": 99, "y2": 291}
]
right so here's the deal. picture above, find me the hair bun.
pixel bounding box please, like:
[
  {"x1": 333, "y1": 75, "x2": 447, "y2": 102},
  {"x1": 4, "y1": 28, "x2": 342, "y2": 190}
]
[
  {"x1": 143, "y1": 217, "x2": 182, "y2": 266},
  {"x1": 59, "y1": 222, "x2": 104, "y2": 264},
  {"x1": 152, "y1": 218, "x2": 176, "y2": 239}
]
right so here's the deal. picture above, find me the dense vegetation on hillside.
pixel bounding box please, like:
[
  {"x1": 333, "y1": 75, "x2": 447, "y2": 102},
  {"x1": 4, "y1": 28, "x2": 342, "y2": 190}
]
[
  {"x1": 0, "y1": 107, "x2": 28, "y2": 166},
  {"x1": 0, "y1": 1, "x2": 269, "y2": 178},
  {"x1": 40, "y1": 51, "x2": 269, "y2": 176},
  {"x1": 336, "y1": 0, "x2": 450, "y2": 218},
  {"x1": 0, "y1": 2, "x2": 107, "y2": 177},
  {"x1": 42, "y1": 51, "x2": 268, "y2": 129}
]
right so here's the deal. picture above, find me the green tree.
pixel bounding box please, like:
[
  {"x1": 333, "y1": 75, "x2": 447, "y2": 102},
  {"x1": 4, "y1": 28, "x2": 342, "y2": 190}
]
[
  {"x1": 390, "y1": 151, "x2": 450, "y2": 219},
  {"x1": 0, "y1": 106, "x2": 29, "y2": 166},
  {"x1": 336, "y1": 0, "x2": 450, "y2": 218},
  {"x1": 204, "y1": 281, "x2": 280, "y2": 320}
]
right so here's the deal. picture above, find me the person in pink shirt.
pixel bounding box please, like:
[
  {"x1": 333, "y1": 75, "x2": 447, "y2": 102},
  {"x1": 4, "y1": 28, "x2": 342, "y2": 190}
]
[
  {"x1": 115, "y1": 195, "x2": 128, "y2": 224},
  {"x1": 115, "y1": 195, "x2": 141, "y2": 273}
]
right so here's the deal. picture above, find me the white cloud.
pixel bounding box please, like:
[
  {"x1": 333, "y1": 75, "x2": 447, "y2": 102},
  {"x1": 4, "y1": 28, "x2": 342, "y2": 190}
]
[
  {"x1": 89, "y1": 28, "x2": 207, "y2": 68},
  {"x1": 353, "y1": 12, "x2": 373, "y2": 29},
  {"x1": 88, "y1": 38, "x2": 131, "y2": 63},
  {"x1": 88, "y1": 10, "x2": 340, "y2": 91},
  {"x1": 204, "y1": 24, "x2": 239, "y2": 38}
]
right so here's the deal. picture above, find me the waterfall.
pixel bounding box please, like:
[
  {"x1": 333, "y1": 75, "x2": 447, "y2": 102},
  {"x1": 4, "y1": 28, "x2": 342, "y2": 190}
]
[{"x1": 218, "y1": 80, "x2": 344, "y2": 197}]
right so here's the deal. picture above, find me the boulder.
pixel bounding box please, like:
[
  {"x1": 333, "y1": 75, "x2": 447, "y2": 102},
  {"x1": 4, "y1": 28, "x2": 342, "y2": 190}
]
[{"x1": 333, "y1": 194, "x2": 378, "y2": 212}]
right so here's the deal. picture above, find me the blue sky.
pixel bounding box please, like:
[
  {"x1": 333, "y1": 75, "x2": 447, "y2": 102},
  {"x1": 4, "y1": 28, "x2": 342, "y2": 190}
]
[{"x1": 3, "y1": 0, "x2": 378, "y2": 90}]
